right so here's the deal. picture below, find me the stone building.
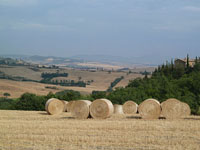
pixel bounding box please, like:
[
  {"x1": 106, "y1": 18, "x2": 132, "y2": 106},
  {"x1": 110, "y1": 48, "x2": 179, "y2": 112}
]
[{"x1": 174, "y1": 58, "x2": 195, "y2": 68}]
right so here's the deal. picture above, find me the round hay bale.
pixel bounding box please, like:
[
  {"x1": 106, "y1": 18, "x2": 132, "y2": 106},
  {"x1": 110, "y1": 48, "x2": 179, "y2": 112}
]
[
  {"x1": 114, "y1": 104, "x2": 124, "y2": 114},
  {"x1": 161, "y1": 98, "x2": 183, "y2": 119},
  {"x1": 181, "y1": 102, "x2": 191, "y2": 117},
  {"x1": 71, "y1": 100, "x2": 92, "y2": 119},
  {"x1": 45, "y1": 98, "x2": 64, "y2": 115},
  {"x1": 66, "y1": 101, "x2": 75, "y2": 112},
  {"x1": 122, "y1": 101, "x2": 138, "y2": 114},
  {"x1": 90, "y1": 99, "x2": 114, "y2": 119},
  {"x1": 61, "y1": 100, "x2": 68, "y2": 112},
  {"x1": 138, "y1": 99, "x2": 161, "y2": 119}
]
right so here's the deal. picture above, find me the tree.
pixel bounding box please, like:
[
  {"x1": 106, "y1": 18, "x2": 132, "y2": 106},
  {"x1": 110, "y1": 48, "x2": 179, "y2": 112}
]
[
  {"x1": 187, "y1": 54, "x2": 190, "y2": 69},
  {"x1": 3, "y1": 92, "x2": 11, "y2": 98},
  {"x1": 144, "y1": 70, "x2": 148, "y2": 79},
  {"x1": 78, "y1": 76, "x2": 82, "y2": 81},
  {"x1": 107, "y1": 56, "x2": 200, "y2": 114},
  {"x1": 55, "y1": 90, "x2": 81, "y2": 101},
  {"x1": 91, "y1": 91, "x2": 107, "y2": 99},
  {"x1": 15, "y1": 93, "x2": 46, "y2": 111}
]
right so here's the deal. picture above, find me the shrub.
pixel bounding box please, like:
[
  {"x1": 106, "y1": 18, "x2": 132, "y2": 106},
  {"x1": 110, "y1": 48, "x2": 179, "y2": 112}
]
[{"x1": 15, "y1": 93, "x2": 46, "y2": 111}]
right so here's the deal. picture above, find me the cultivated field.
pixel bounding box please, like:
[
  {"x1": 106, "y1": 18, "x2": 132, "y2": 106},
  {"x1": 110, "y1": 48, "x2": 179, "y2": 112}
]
[
  {"x1": 0, "y1": 110, "x2": 199, "y2": 150},
  {"x1": 0, "y1": 65, "x2": 144, "y2": 98},
  {"x1": 0, "y1": 79, "x2": 103, "y2": 98},
  {"x1": 0, "y1": 65, "x2": 42, "y2": 81}
]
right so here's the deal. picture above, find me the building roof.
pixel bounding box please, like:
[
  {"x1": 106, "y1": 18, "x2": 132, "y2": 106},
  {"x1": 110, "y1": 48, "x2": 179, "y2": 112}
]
[{"x1": 175, "y1": 58, "x2": 195, "y2": 63}]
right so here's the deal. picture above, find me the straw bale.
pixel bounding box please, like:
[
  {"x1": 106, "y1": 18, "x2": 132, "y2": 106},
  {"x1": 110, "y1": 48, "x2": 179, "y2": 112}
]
[
  {"x1": 66, "y1": 101, "x2": 75, "y2": 112},
  {"x1": 90, "y1": 99, "x2": 114, "y2": 119},
  {"x1": 45, "y1": 98, "x2": 64, "y2": 115},
  {"x1": 161, "y1": 98, "x2": 184, "y2": 119},
  {"x1": 122, "y1": 101, "x2": 138, "y2": 114},
  {"x1": 61, "y1": 100, "x2": 68, "y2": 112},
  {"x1": 181, "y1": 102, "x2": 191, "y2": 117},
  {"x1": 71, "y1": 100, "x2": 91, "y2": 119},
  {"x1": 138, "y1": 99, "x2": 161, "y2": 119},
  {"x1": 114, "y1": 104, "x2": 124, "y2": 114}
]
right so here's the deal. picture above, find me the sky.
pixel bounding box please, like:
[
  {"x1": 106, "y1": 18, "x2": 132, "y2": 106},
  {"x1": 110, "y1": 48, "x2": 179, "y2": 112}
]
[{"x1": 0, "y1": 0, "x2": 200, "y2": 63}]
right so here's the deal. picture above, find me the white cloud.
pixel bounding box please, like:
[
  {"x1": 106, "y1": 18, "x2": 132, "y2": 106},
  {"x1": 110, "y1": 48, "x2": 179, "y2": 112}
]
[
  {"x1": 182, "y1": 6, "x2": 200, "y2": 12},
  {"x1": 0, "y1": 0, "x2": 38, "y2": 7}
]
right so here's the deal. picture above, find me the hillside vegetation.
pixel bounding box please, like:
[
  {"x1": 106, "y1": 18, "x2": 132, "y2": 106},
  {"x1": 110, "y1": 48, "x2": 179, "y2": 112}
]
[{"x1": 107, "y1": 57, "x2": 200, "y2": 114}]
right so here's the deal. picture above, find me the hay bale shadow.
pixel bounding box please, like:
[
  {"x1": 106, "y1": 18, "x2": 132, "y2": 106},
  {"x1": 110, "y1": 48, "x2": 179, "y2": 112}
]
[
  {"x1": 126, "y1": 116, "x2": 142, "y2": 119},
  {"x1": 184, "y1": 117, "x2": 200, "y2": 120},
  {"x1": 126, "y1": 116, "x2": 166, "y2": 120},
  {"x1": 159, "y1": 116, "x2": 166, "y2": 120},
  {"x1": 39, "y1": 112, "x2": 48, "y2": 115},
  {"x1": 62, "y1": 117, "x2": 74, "y2": 119}
]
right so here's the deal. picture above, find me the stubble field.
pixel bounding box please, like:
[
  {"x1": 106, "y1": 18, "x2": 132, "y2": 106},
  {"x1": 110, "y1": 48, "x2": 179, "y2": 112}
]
[{"x1": 0, "y1": 110, "x2": 200, "y2": 150}]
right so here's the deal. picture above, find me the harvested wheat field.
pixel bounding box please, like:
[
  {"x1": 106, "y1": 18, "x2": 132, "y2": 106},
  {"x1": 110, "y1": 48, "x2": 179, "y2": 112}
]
[{"x1": 0, "y1": 110, "x2": 200, "y2": 150}]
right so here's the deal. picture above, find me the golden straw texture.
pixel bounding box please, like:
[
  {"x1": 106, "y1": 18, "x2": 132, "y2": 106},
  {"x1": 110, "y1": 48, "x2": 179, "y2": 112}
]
[
  {"x1": 138, "y1": 99, "x2": 161, "y2": 119},
  {"x1": 45, "y1": 98, "x2": 64, "y2": 115},
  {"x1": 181, "y1": 102, "x2": 191, "y2": 118},
  {"x1": 66, "y1": 101, "x2": 75, "y2": 112},
  {"x1": 114, "y1": 104, "x2": 124, "y2": 114},
  {"x1": 90, "y1": 99, "x2": 114, "y2": 119},
  {"x1": 61, "y1": 100, "x2": 68, "y2": 112},
  {"x1": 161, "y1": 98, "x2": 190, "y2": 119},
  {"x1": 71, "y1": 100, "x2": 91, "y2": 119},
  {"x1": 122, "y1": 101, "x2": 138, "y2": 114}
]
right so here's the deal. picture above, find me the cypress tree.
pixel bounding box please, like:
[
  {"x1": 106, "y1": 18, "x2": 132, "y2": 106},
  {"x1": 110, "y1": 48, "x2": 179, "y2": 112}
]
[{"x1": 186, "y1": 54, "x2": 189, "y2": 69}]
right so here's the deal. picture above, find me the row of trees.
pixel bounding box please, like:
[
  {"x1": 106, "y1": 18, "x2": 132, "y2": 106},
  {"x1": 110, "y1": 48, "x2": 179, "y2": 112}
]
[
  {"x1": 41, "y1": 72, "x2": 68, "y2": 79},
  {"x1": 107, "y1": 76, "x2": 124, "y2": 92},
  {"x1": 40, "y1": 72, "x2": 86, "y2": 87},
  {"x1": 0, "y1": 90, "x2": 85, "y2": 111},
  {"x1": 41, "y1": 79, "x2": 86, "y2": 87}
]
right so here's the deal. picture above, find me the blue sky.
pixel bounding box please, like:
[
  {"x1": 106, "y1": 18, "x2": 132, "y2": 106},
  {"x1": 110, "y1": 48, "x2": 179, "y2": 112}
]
[{"x1": 0, "y1": 0, "x2": 200, "y2": 63}]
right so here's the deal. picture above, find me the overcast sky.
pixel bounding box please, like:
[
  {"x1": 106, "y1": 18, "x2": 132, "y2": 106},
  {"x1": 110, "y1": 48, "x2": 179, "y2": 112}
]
[{"x1": 0, "y1": 0, "x2": 200, "y2": 62}]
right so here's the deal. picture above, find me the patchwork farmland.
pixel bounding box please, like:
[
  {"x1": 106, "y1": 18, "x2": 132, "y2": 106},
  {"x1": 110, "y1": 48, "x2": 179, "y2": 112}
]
[{"x1": 0, "y1": 64, "x2": 145, "y2": 98}]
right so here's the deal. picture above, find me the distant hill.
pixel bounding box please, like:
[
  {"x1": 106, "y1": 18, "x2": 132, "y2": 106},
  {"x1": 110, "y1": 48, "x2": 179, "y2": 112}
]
[
  {"x1": 0, "y1": 54, "x2": 158, "y2": 68},
  {"x1": 27, "y1": 55, "x2": 84, "y2": 65},
  {"x1": 71, "y1": 54, "x2": 158, "y2": 66},
  {"x1": 0, "y1": 55, "x2": 84, "y2": 65}
]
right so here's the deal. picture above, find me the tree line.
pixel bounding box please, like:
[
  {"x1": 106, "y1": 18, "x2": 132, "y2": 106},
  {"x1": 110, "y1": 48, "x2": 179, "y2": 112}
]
[
  {"x1": 41, "y1": 72, "x2": 68, "y2": 79},
  {"x1": 107, "y1": 76, "x2": 124, "y2": 92},
  {"x1": 40, "y1": 72, "x2": 86, "y2": 87}
]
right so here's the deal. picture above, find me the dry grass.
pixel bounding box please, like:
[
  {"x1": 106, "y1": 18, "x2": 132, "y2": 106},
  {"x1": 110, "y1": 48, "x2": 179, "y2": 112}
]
[
  {"x1": 0, "y1": 110, "x2": 200, "y2": 150},
  {"x1": 55, "y1": 69, "x2": 143, "y2": 90},
  {"x1": 0, "y1": 65, "x2": 42, "y2": 81},
  {"x1": 114, "y1": 73, "x2": 143, "y2": 88},
  {"x1": 0, "y1": 79, "x2": 99, "y2": 98},
  {"x1": 0, "y1": 67, "x2": 143, "y2": 98}
]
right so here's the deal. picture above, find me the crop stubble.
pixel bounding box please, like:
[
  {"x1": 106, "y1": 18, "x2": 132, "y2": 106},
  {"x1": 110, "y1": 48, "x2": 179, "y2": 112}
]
[{"x1": 0, "y1": 110, "x2": 200, "y2": 150}]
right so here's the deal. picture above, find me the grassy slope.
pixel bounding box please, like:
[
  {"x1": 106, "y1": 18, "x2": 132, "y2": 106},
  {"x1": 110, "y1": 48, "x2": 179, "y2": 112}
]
[
  {"x1": 0, "y1": 65, "x2": 42, "y2": 81},
  {"x1": 0, "y1": 110, "x2": 199, "y2": 150},
  {"x1": 0, "y1": 79, "x2": 97, "y2": 98},
  {"x1": 0, "y1": 65, "x2": 143, "y2": 98}
]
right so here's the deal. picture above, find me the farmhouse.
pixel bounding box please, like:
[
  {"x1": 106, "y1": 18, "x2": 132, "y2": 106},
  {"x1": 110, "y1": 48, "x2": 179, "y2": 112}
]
[{"x1": 174, "y1": 58, "x2": 195, "y2": 68}]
